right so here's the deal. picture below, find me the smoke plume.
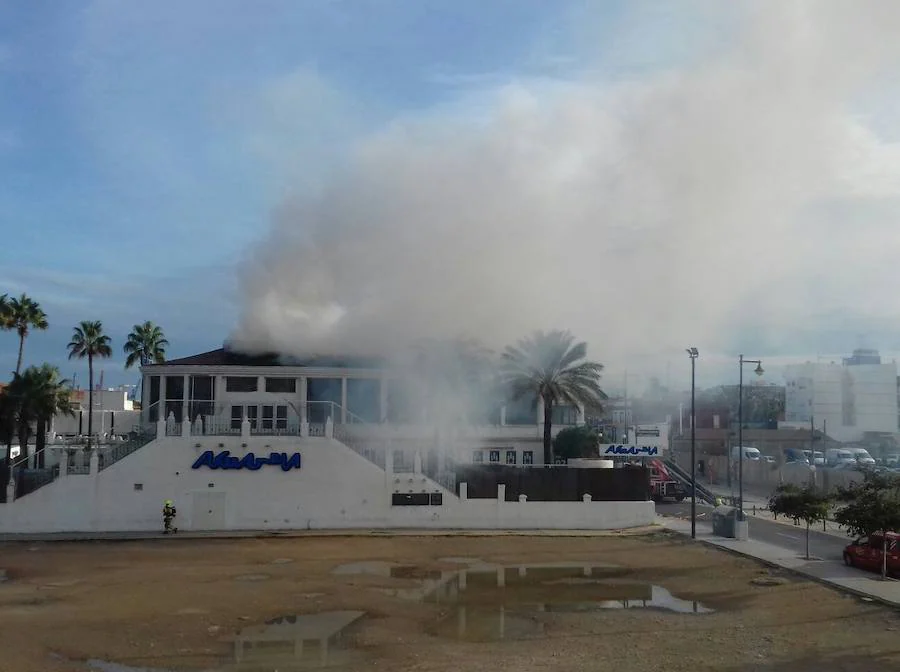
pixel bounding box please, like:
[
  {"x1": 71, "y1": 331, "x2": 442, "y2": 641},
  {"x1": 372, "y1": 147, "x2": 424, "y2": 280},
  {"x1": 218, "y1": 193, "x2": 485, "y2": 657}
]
[{"x1": 232, "y1": 1, "x2": 900, "y2": 382}]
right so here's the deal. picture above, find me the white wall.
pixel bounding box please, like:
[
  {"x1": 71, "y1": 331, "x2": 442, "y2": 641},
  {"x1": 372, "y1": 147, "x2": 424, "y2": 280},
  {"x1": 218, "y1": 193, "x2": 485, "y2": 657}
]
[{"x1": 0, "y1": 435, "x2": 654, "y2": 533}]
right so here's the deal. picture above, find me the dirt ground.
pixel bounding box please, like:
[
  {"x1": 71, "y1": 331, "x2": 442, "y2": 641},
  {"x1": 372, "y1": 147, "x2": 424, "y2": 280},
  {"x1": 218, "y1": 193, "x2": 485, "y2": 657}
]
[{"x1": 1, "y1": 530, "x2": 899, "y2": 672}]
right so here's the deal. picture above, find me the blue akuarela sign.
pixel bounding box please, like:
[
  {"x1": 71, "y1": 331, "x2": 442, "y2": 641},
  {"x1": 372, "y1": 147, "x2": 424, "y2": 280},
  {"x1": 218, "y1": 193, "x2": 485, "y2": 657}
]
[
  {"x1": 601, "y1": 444, "x2": 660, "y2": 456},
  {"x1": 191, "y1": 450, "x2": 301, "y2": 471}
]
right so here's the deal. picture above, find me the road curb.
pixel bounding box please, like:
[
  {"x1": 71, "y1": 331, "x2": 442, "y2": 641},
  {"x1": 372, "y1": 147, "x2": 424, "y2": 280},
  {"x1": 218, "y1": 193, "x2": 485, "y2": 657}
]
[{"x1": 662, "y1": 525, "x2": 900, "y2": 611}]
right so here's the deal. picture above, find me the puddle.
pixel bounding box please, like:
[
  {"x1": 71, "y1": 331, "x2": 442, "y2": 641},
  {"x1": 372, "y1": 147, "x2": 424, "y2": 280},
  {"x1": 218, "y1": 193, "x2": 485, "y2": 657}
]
[
  {"x1": 88, "y1": 661, "x2": 173, "y2": 672},
  {"x1": 233, "y1": 573, "x2": 270, "y2": 582},
  {"x1": 226, "y1": 611, "x2": 367, "y2": 669},
  {"x1": 422, "y1": 565, "x2": 713, "y2": 642}
]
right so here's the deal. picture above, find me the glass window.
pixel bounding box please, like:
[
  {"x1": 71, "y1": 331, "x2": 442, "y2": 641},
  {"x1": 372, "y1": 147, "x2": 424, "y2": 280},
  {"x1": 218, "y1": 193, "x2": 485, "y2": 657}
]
[
  {"x1": 265, "y1": 377, "x2": 296, "y2": 393},
  {"x1": 230, "y1": 405, "x2": 242, "y2": 430},
  {"x1": 473, "y1": 450, "x2": 484, "y2": 464},
  {"x1": 148, "y1": 376, "x2": 161, "y2": 421},
  {"x1": 165, "y1": 376, "x2": 184, "y2": 400},
  {"x1": 226, "y1": 376, "x2": 258, "y2": 392},
  {"x1": 246, "y1": 405, "x2": 258, "y2": 429},
  {"x1": 505, "y1": 450, "x2": 517, "y2": 465},
  {"x1": 261, "y1": 405, "x2": 274, "y2": 430},
  {"x1": 489, "y1": 450, "x2": 500, "y2": 463},
  {"x1": 190, "y1": 375, "x2": 214, "y2": 400},
  {"x1": 276, "y1": 405, "x2": 288, "y2": 430},
  {"x1": 523, "y1": 451, "x2": 534, "y2": 465}
]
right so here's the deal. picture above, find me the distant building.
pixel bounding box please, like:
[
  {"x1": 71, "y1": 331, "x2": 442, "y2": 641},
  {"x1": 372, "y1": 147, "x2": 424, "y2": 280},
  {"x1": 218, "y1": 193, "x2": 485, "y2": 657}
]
[{"x1": 782, "y1": 349, "x2": 899, "y2": 442}]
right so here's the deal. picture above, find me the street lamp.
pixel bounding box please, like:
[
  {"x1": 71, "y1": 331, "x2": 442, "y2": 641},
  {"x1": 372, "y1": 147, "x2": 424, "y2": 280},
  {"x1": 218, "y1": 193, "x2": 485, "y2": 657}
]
[
  {"x1": 737, "y1": 354, "x2": 764, "y2": 519},
  {"x1": 686, "y1": 347, "x2": 699, "y2": 538}
]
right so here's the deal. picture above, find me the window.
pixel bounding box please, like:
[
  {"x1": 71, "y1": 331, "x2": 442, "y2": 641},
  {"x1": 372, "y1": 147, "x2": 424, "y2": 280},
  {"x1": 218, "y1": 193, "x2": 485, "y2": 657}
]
[
  {"x1": 246, "y1": 405, "x2": 258, "y2": 429},
  {"x1": 276, "y1": 405, "x2": 288, "y2": 430},
  {"x1": 148, "y1": 376, "x2": 161, "y2": 421},
  {"x1": 230, "y1": 405, "x2": 242, "y2": 430},
  {"x1": 523, "y1": 451, "x2": 534, "y2": 465},
  {"x1": 261, "y1": 405, "x2": 274, "y2": 430},
  {"x1": 489, "y1": 450, "x2": 500, "y2": 463},
  {"x1": 505, "y1": 450, "x2": 517, "y2": 465},
  {"x1": 265, "y1": 377, "x2": 296, "y2": 393},
  {"x1": 165, "y1": 375, "x2": 184, "y2": 401},
  {"x1": 473, "y1": 450, "x2": 484, "y2": 464},
  {"x1": 226, "y1": 376, "x2": 258, "y2": 392}
]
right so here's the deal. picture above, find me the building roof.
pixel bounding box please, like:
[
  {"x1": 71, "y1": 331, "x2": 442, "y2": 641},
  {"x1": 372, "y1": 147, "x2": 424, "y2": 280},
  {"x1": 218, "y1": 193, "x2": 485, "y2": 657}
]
[{"x1": 160, "y1": 348, "x2": 387, "y2": 369}]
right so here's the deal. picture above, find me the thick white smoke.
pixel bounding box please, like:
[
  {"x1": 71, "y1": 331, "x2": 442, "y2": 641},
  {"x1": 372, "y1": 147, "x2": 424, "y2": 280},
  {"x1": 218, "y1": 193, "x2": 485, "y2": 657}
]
[{"x1": 232, "y1": 1, "x2": 900, "y2": 384}]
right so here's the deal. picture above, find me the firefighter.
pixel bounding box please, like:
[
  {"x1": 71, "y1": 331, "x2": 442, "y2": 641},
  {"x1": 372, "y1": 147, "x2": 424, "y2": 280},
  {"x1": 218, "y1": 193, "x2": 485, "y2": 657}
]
[{"x1": 163, "y1": 499, "x2": 177, "y2": 534}]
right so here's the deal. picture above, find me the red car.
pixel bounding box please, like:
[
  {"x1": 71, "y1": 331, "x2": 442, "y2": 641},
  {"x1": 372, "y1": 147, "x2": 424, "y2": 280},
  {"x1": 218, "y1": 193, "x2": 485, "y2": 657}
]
[{"x1": 843, "y1": 532, "x2": 900, "y2": 576}]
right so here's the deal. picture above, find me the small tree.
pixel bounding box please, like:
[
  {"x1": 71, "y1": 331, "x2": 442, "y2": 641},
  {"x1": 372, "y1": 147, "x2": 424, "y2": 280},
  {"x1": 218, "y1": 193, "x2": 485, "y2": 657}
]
[
  {"x1": 834, "y1": 471, "x2": 900, "y2": 579},
  {"x1": 553, "y1": 426, "x2": 600, "y2": 461},
  {"x1": 768, "y1": 483, "x2": 831, "y2": 560}
]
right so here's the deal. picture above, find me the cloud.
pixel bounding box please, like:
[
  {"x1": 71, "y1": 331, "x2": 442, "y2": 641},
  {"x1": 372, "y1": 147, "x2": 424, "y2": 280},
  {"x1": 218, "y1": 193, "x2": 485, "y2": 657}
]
[
  {"x1": 0, "y1": 265, "x2": 236, "y2": 384},
  {"x1": 230, "y1": 0, "x2": 900, "y2": 388}
]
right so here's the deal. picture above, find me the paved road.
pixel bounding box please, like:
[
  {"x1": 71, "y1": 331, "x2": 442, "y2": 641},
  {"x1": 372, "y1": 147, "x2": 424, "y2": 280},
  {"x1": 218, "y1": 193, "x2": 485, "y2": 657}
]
[{"x1": 657, "y1": 502, "x2": 851, "y2": 561}]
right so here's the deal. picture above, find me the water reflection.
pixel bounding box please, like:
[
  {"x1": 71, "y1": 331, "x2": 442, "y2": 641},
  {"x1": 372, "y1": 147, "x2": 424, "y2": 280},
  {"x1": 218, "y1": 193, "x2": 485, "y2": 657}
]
[
  {"x1": 425, "y1": 565, "x2": 712, "y2": 642},
  {"x1": 221, "y1": 611, "x2": 366, "y2": 670}
]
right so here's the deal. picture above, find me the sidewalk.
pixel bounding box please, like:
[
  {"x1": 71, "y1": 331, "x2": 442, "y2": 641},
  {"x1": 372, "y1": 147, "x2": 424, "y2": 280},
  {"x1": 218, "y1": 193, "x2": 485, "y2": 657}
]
[
  {"x1": 661, "y1": 516, "x2": 900, "y2": 608},
  {"x1": 703, "y1": 482, "x2": 848, "y2": 537}
]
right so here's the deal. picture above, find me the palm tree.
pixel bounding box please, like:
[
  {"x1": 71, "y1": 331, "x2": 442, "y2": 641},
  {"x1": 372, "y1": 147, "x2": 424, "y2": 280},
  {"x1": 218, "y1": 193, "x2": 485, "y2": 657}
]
[
  {"x1": 67, "y1": 321, "x2": 113, "y2": 450},
  {"x1": 5, "y1": 365, "x2": 74, "y2": 468},
  {"x1": 123, "y1": 321, "x2": 168, "y2": 368},
  {"x1": 498, "y1": 330, "x2": 606, "y2": 465},
  {"x1": 5, "y1": 294, "x2": 48, "y2": 375},
  {"x1": 123, "y1": 322, "x2": 168, "y2": 416}
]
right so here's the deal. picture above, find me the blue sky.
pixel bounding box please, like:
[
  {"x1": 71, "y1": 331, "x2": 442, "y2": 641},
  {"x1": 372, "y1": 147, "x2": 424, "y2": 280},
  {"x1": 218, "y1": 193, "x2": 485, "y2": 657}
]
[{"x1": 2, "y1": 1, "x2": 899, "y2": 391}]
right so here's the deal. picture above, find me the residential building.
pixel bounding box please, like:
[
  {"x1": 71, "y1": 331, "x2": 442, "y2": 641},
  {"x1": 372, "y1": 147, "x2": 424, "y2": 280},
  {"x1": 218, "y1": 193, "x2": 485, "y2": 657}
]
[{"x1": 782, "y1": 349, "x2": 899, "y2": 442}]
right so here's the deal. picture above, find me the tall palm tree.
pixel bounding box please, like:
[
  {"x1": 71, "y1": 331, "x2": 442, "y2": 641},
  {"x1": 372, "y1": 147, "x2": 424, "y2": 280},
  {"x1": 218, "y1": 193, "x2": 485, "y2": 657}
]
[
  {"x1": 6, "y1": 294, "x2": 48, "y2": 375},
  {"x1": 5, "y1": 365, "x2": 74, "y2": 468},
  {"x1": 67, "y1": 321, "x2": 112, "y2": 450},
  {"x1": 123, "y1": 322, "x2": 168, "y2": 416},
  {"x1": 498, "y1": 330, "x2": 606, "y2": 465},
  {"x1": 123, "y1": 321, "x2": 168, "y2": 368}
]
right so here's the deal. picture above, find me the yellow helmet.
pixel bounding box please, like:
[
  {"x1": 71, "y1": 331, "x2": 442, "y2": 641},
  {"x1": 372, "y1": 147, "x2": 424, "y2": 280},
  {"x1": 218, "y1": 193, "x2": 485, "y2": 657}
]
[{"x1": 164, "y1": 500, "x2": 173, "y2": 506}]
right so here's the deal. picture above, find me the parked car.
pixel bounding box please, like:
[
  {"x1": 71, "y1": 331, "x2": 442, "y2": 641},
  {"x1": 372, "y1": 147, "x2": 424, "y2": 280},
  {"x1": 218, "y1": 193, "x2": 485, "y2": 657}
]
[
  {"x1": 784, "y1": 448, "x2": 810, "y2": 464},
  {"x1": 843, "y1": 533, "x2": 900, "y2": 577},
  {"x1": 825, "y1": 448, "x2": 855, "y2": 467},
  {"x1": 849, "y1": 447, "x2": 876, "y2": 467},
  {"x1": 731, "y1": 445, "x2": 761, "y2": 461}
]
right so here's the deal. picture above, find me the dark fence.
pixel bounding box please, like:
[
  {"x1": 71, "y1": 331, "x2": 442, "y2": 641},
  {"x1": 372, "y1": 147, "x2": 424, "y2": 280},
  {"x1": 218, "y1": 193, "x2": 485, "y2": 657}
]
[{"x1": 456, "y1": 465, "x2": 650, "y2": 502}]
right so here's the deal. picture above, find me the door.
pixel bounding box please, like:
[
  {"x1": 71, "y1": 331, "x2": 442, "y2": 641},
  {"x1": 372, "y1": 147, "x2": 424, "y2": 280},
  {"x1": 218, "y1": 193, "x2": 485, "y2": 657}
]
[{"x1": 191, "y1": 491, "x2": 227, "y2": 530}]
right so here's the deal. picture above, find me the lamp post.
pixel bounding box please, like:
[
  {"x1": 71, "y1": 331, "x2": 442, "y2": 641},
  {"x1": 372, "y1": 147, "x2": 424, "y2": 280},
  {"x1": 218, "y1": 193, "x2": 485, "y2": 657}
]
[
  {"x1": 686, "y1": 347, "x2": 699, "y2": 538},
  {"x1": 737, "y1": 354, "x2": 764, "y2": 519}
]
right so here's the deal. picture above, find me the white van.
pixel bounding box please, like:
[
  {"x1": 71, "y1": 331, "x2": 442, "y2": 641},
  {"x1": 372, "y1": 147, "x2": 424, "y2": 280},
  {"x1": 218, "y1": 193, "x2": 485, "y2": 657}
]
[
  {"x1": 849, "y1": 447, "x2": 876, "y2": 466},
  {"x1": 731, "y1": 446, "x2": 761, "y2": 461},
  {"x1": 825, "y1": 448, "x2": 854, "y2": 467}
]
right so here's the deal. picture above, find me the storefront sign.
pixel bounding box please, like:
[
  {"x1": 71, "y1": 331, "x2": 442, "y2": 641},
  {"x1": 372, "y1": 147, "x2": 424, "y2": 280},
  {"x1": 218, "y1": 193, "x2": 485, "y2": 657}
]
[
  {"x1": 600, "y1": 444, "x2": 660, "y2": 456},
  {"x1": 192, "y1": 450, "x2": 301, "y2": 471}
]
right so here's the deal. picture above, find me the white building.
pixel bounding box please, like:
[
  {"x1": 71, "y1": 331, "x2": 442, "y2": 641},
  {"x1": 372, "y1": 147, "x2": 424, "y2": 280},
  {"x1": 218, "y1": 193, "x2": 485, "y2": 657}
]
[
  {"x1": 0, "y1": 345, "x2": 653, "y2": 534},
  {"x1": 782, "y1": 349, "x2": 899, "y2": 442}
]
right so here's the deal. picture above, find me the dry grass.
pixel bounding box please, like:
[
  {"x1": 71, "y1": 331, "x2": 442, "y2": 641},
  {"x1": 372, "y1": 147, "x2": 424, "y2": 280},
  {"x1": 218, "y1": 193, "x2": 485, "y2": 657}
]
[{"x1": 0, "y1": 530, "x2": 898, "y2": 671}]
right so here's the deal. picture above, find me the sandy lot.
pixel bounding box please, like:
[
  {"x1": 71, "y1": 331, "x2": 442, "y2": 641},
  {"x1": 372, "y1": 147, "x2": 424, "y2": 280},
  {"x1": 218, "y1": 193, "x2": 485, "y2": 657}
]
[{"x1": 0, "y1": 530, "x2": 898, "y2": 672}]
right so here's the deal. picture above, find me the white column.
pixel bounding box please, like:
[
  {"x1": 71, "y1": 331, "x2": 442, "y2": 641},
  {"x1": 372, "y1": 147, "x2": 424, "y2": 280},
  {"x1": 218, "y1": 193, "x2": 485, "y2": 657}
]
[
  {"x1": 459, "y1": 482, "x2": 467, "y2": 501},
  {"x1": 576, "y1": 403, "x2": 585, "y2": 426},
  {"x1": 241, "y1": 416, "x2": 251, "y2": 440},
  {"x1": 340, "y1": 377, "x2": 348, "y2": 424},
  {"x1": 89, "y1": 451, "x2": 99, "y2": 475},
  {"x1": 379, "y1": 377, "x2": 388, "y2": 422},
  {"x1": 536, "y1": 398, "x2": 545, "y2": 425},
  {"x1": 500, "y1": 406, "x2": 507, "y2": 426},
  {"x1": 6, "y1": 478, "x2": 14, "y2": 502},
  {"x1": 497, "y1": 483, "x2": 506, "y2": 502},
  {"x1": 299, "y1": 376, "x2": 308, "y2": 423},
  {"x1": 325, "y1": 416, "x2": 334, "y2": 439},
  {"x1": 413, "y1": 451, "x2": 422, "y2": 474}
]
